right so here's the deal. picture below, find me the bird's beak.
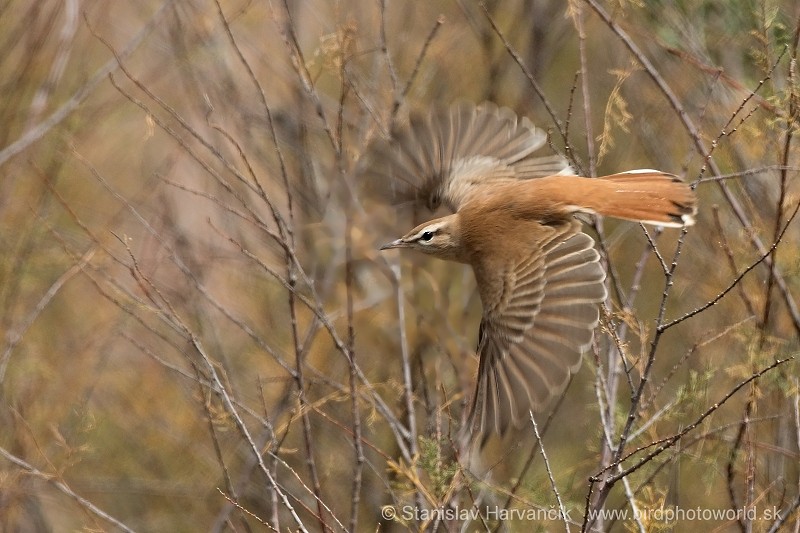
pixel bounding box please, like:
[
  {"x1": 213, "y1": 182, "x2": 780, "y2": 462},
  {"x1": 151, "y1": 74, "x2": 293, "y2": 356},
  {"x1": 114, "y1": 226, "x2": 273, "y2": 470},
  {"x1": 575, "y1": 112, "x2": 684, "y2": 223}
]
[{"x1": 380, "y1": 238, "x2": 407, "y2": 250}]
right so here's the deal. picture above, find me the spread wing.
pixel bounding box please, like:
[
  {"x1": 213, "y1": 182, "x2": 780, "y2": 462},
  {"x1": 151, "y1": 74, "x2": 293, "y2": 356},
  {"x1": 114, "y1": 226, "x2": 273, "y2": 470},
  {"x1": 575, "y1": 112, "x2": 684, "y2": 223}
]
[
  {"x1": 469, "y1": 229, "x2": 607, "y2": 439},
  {"x1": 359, "y1": 101, "x2": 572, "y2": 212}
]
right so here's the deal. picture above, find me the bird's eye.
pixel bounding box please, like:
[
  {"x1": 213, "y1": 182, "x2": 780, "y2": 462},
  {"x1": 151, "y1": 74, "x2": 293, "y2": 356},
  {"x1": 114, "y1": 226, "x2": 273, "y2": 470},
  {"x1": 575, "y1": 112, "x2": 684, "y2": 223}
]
[{"x1": 420, "y1": 231, "x2": 434, "y2": 242}]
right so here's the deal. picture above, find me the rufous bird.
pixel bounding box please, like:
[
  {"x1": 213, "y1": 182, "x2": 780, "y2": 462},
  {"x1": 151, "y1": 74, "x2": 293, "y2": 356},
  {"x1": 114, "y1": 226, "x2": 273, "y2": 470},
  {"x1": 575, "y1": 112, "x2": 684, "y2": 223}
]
[{"x1": 365, "y1": 102, "x2": 697, "y2": 440}]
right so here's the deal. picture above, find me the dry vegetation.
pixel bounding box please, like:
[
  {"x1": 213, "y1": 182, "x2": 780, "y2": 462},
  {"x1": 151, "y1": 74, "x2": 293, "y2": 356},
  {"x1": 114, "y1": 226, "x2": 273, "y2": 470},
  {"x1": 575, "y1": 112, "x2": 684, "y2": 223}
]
[{"x1": 1, "y1": 0, "x2": 800, "y2": 531}]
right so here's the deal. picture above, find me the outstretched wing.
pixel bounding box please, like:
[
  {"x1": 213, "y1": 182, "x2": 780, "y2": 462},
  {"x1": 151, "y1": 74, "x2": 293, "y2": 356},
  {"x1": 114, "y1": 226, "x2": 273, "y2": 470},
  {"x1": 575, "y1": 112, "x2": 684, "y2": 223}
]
[
  {"x1": 470, "y1": 229, "x2": 607, "y2": 439},
  {"x1": 360, "y1": 101, "x2": 572, "y2": 212}
]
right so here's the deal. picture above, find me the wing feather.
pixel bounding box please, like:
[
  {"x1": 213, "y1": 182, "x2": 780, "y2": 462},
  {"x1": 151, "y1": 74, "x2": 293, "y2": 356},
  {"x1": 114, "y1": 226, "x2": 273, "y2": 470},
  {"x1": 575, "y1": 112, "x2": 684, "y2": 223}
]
[
  {"x1": 471, "y1": 231, "x2": 607, "y2": 439},
  {"x1": 359, "y1": 102, "x2": 571, "y2": 211}
]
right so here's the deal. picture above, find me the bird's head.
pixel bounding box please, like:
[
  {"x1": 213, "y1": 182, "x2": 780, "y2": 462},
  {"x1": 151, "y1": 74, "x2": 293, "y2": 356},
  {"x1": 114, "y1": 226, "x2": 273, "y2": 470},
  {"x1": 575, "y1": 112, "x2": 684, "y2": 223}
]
[{"x1": 380, "y1": 215, "x2": 464, "y2": 262}]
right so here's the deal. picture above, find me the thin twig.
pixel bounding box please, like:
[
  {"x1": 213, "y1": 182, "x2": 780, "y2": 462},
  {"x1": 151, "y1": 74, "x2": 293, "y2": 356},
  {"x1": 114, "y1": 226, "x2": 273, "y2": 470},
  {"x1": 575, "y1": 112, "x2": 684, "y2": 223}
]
[
  {"x1": 394, "y1": 15, "x2": 446, "y2": 116},
  {"x1": 216, "y1": 488, "x2": 273, "y2": 529},
  {"x1": 659, "y1": 198, "x2": 800, "y2": 332},
  {"x1": 0, "y1": 445, "x2": 138, "y2": 533},
  {"x1": 529, "y1": 412, "x2": 571, "y2": 533},
  {"x1": 590, "y1": 357, "x2": 793, "y2": 484},
  {"x1": 268, "y1": 0, "x2": 340, "y2": 154},
  {"x1": 479, "y1": 2, "x2": 569, "y2": 145},
  {"x1": 0, "y1": 1, "x2": 173, "y2": 167},
  {"x1": 0, "y1": 247, "x2": 95, "y2": 382}
]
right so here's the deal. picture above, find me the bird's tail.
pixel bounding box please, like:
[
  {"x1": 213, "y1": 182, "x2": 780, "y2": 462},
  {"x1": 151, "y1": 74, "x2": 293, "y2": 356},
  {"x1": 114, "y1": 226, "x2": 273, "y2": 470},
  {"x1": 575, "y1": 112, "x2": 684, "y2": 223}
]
[{"x1": 542, "y1": 170, "x2": 697, "y2": 227}]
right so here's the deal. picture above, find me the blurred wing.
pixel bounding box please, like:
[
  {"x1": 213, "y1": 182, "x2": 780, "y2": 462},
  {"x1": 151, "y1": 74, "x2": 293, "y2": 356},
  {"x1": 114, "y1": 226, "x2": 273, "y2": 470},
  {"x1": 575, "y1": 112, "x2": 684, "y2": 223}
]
[
  {"x1": 360, "y1": 101, "x2": 572, "y2": 211},
  {"x1": 470, "y1": 230, "x2": 607, "y2": 438}
]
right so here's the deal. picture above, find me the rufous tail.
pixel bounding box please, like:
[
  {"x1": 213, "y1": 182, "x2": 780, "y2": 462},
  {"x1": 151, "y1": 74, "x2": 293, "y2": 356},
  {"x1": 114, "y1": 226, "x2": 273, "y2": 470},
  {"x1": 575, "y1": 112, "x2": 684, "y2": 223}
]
[{"x1": 546, "y1": 170, "x2": 697, "y2": 227}]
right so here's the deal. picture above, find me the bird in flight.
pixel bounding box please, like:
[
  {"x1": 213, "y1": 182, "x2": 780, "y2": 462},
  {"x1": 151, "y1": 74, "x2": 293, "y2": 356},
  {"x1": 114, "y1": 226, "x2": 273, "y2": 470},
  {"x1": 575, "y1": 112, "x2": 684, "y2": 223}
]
[{"x1": 365, "y1": 102, "x2": 697, "y2": 441}]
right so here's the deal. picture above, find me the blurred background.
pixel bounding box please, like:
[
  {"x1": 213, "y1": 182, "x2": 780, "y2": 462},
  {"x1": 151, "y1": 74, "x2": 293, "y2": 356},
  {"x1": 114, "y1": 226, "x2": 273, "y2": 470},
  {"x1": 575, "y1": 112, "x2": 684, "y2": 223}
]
[{"x1": 1, "y1": 0, "x2": 799, "y2": 531}]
